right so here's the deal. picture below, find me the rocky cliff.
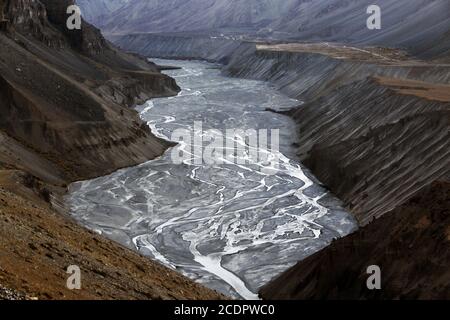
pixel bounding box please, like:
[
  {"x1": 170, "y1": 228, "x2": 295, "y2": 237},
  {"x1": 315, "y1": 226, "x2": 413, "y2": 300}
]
[
  {"x1": 293, "y1": 77, "x2": 450, "y2": 225},
  {"x1": 260, "y1": 181, "x2": 450, "y2": 300},
  {"x1": 0, "y1": 0, "x2": 180, "y2": 184}
]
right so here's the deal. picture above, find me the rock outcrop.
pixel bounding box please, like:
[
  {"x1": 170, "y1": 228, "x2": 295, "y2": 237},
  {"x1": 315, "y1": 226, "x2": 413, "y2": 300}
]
[
  {"x1": 75, "y1": 0, "x2": 129, "y2": 27},
  {"x1": 292, "y1": 77, "x2": 450, "y2": 224}
]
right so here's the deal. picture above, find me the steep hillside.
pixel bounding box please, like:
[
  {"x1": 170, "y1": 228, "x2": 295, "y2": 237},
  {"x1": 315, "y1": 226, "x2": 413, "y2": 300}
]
[
  {"x1": 260, "y1": 180, "x2": 450, "y2": 300},
  {"x1": 292, "y1": 77, "x2": 450, "y2": 224},
  {"x1": 222, "y1": 43, "x2": 450, "y2": 225},
  {"x1": 0, "y1": 171, "x2": 224, "y2": 300},
  {"x1": 95, "y1": 0, "x2": 299, "y2": 35},
  {"x1": 76, "y1": 0, "x2": 129, "y2": 26},
  {"x1": 222, "y1": 43, "x2": 450, "y2": 298},
  {"x1": 0, "y1": 0, "x2": 223, "y2": 300},
  {"x1": 0, "y1": 0, "x2": 179, "y2": 183},
  {"x1": 224, "y1": 43, "x2": 450, "y2": 98}
]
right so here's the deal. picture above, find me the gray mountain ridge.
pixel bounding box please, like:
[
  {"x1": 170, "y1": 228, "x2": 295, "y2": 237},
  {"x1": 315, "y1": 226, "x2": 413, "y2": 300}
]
[
  {"x1": 77, "y1": 0, "x2": 450, "y2": 57},
  {"x1": 76, "y1": 0, "x2": 130, "y2": 26}
]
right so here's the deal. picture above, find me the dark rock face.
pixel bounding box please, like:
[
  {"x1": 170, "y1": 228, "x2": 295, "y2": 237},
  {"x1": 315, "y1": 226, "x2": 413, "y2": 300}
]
[
  {"x1": 222, "y1": 45, "x2": 450, "y2": 225},
  {"x1": 260, "y1": 181, "x2": 450, "y2": 300},
  {"x1": 0, "y1": 0, "x2": 180, "y2": 184},
  {"x1": 40, "y1": 0, "x2": 108, "y2": 54},
  {"x1": 220, "y1": 44, "x2": 450, "y2": 300}
]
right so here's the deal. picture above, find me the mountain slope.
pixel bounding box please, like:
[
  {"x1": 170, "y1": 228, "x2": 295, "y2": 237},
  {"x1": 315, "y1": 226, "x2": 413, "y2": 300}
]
[
  {"x1": 76, "y1": 0, "x2": 130, "y2": 26},
  {"x1": 0, "y1": 172, "x2": 224, "y2": 300},
  {"x1": 0, "y1": 0, "x2": 179, "y2": 183},
  {"x1": 90, "y1": 0, "x2": 300, "y2": 35},
  {"x1": 86, "y1": 0, "x2": 450, "y2": 57},
  {"x1": 270, "y1": 0, "x2": 450, "y2": 58},
  {"x1": 221, "y1": 42, "x2": 450, "y2": 299}
]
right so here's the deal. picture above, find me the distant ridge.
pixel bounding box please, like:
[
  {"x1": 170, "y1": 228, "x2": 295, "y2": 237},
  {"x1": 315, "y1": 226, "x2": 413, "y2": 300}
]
[{"x1": 78, "y1": 0, "x2": 450, "y2": 58}]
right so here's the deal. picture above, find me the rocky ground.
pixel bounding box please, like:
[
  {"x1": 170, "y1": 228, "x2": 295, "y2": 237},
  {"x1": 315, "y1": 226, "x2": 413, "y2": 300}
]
[
  {"x1": 0, "y1": 285, "x2": 26, "y2": 300},
  {"x1": 88, "y1": 0, "x2": 450, "y2": 60}
]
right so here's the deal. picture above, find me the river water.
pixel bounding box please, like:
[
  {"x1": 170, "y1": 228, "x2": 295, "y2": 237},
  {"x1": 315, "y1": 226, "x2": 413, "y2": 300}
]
[{"x1": 67, "y1": 59, "x2": 357, "y2": 299}]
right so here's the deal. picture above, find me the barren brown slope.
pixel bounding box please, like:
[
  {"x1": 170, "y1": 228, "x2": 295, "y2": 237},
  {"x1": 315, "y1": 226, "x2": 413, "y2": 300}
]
[{"x1": 0, "y1": 170, "x2": 224, "y2": 300}]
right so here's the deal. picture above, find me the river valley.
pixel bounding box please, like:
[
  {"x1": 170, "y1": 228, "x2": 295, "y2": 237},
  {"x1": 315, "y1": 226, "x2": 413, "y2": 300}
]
[{"x1": 67, "y1": 59, "x2": 357, "y2": 299}]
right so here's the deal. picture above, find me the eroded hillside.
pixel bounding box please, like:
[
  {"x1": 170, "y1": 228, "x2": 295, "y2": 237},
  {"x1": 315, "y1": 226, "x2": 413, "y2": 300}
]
[
  {"x1": 87, "y1": 0, "x2": 450, "y2": 58},
  {"x1": 260, "y1": 181, "x2": 450, "y2": 300},
  {"x1": 0, "y1": 0, "x2": 181, "y2": 183},
  {"x1": 0, "y1": 0, "x2": 224, "y2": 300},
  {"x1": 223, "y1": 43, "x2": 450, "y2": 299},
  {"x1": 222, "y1": 43, "x2": 450, "y2": 224}
]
